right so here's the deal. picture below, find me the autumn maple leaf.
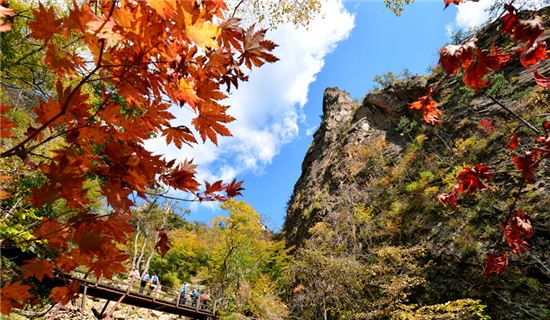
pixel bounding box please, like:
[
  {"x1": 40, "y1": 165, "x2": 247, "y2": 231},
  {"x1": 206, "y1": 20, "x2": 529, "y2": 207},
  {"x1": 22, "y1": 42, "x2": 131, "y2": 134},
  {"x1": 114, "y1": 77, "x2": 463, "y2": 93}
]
[
  {"x1": 225, "y1": 179, "x2": 244, "y2": 198},
  {"x1": 21, "y1": 259, "x2": 55, "y2": 281},
  {"x1": 456, "y1": 164, "x2": 492, "y2": 194},
  {"x1": 534, "y1": 71, "x2": 550, "y2": 88},
  {"x1": 192, "y1": 102, "x2": 234, "y2": 145},
  {"x1": 204, "y1": 180, "x2": 225, "y2": 195},
  {"x1": 0, "y1": 281, "x2": 33, "y2": 315},
  {"x1": 28, "y1": 3, "x2": 62, "y2": 43},
  {"x1": 513, "y1": 17, "x2": 544, "y2": 43},
  {"x1": 50, "y1": 282, "x2": 80, "y2": 305},
  {"x1": 409, "y1": 94, "x2": 443, "y2": 125},
  {"x1": 0, "y1": 111, "x2": 16, "y2": 138},
  {"x1": 163, "y1": 125, "x2": 197, "y2": 149},
  {"x1": 520, "y1": 41, "x2": 547, "y2": 68},
  {"x1": 512, "y1": 151, "x2": 540, "y2": 181},
  {"x1": 0, "y1": 1, "x2": 15, "y2": 32},
  {"x1": 478, "y1": 119, "x2": 496, "y2": 134},
  {"x1": 502, "y1": 210, "x2": 533, "y2": 253},
  {"x1": 439, "y1": 40, "x2": 476, "y2": 74},
  {"x1": 240, "y1": 25, "x2": 279, "y2": 69},
  {"x1": 507, "y1": 133, "x2": 519, "y2": 151},
  {"x1": 155, "y1": 229, "x2": 172, "y2": 257},
  {"x1": 485, "y1": 252, "x2": 508, "y2": 277},
  {"x1": 161, "y1": 160, "x2": 200, "y2": 192}
]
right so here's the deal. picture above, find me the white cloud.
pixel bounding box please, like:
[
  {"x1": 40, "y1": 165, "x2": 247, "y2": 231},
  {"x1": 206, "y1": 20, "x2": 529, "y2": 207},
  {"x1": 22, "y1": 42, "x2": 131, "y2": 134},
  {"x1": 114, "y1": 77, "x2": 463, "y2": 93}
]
[
  {"x1": 145, "y1": 0, "x2": 355, "y2": 192},
  {"x1": 454, "y1": 0, "x2": 548, "y2": 30},
  {"x1": 454, "y1": 0, "x2": 492, "y2": 29}
]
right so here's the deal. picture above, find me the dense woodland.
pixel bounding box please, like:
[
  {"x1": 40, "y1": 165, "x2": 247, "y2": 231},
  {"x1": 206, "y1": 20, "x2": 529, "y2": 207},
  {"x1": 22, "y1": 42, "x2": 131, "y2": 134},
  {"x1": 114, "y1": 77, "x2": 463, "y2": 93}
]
[{"x1": 1, "y1": 0, "x2": 549, "y2": 319}]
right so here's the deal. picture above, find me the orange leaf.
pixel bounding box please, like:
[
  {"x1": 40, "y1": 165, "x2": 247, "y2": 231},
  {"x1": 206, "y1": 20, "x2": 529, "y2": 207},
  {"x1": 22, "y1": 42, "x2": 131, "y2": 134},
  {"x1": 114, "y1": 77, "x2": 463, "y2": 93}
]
[
  {"x1": 161, "y1": 160, "x2": 199, "y2": 192},
  {"x1": 44, "y1": 44, "x2": 85, "y2": 77},
  {"x1": 50, "y1": 282, "x2": 80, "y2": 305},
  {"x1": 163, "y1": 125, "x2": 197, "y2": 148},
  {"x1": 0, "y1": 116, "x2": 16, "y2": 138},
  {"x1": 155, "y1": 228, "x2": 171, "y2": 257},
  {"x1": 28, "y1": 3, "x2": 62, "y2": 43},
  {"x1": 33, "y1": 219, "x2": 69, "y2": 249},
  {"x1": 21, "y1": 259, "x2": 55, "y2": 281},
  {"x1": 0, "y1": 281, "x2": 33, "y2": 315},
  {"x1": 239, "y1": 25, "x2": 279, "y2": 69},
  {"x1": 192, "y1": 102, "x2": 234, "y2": 145}
]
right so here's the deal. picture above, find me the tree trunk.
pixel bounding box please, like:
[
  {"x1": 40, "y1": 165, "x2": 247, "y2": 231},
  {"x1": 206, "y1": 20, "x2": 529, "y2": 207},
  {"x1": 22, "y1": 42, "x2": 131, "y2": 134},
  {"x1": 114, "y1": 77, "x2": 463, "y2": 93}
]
[{"x1": 142, "y1": 205, "x2": 170, "y2": 273}]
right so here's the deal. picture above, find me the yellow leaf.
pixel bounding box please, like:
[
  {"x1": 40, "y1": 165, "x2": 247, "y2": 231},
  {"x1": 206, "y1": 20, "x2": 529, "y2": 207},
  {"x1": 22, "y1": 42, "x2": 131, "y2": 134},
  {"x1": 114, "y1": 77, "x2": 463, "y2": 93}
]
[
  {"x1": 176, "y1": 78, "x2": 200, "y2": 107},
  {"x1": 187, "y1": 21, "x2": 220, "y2": 49}
]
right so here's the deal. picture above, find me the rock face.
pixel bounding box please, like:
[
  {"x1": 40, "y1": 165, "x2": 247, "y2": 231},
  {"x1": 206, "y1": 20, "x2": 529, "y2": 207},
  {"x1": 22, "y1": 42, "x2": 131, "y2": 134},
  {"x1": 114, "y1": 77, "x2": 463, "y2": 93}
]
[
  {"x1": 283, "y1": 36, "x2": 550, "y2": 319},
  {"x1": 285, "y1": 77, "x2": 430, "y2": 248}
]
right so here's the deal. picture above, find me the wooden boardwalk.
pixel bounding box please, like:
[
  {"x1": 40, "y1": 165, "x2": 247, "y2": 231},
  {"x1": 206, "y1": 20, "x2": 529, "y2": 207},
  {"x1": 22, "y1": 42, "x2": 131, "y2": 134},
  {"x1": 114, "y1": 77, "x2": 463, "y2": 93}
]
[{"x1": 51, "y1": 271, "x2": 216, "y2": 320}]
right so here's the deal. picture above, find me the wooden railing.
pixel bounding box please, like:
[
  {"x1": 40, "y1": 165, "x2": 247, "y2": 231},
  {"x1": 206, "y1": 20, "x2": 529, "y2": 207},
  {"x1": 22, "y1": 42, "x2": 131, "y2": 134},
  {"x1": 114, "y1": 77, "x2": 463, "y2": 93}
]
[{"x1": 69, "y1": 270, "x2": 212, "y2": 312}]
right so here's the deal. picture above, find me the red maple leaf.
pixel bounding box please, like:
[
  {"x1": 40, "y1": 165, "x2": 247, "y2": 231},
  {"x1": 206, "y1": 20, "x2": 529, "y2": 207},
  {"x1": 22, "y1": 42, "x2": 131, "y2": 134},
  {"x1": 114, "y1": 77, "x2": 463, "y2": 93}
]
[
  {"x1": 439, "y1": 40, "x2": 476, "y2": 75},
  {"x1": 50, "y1": 281, "x2": 80, "y2": 305},
  {"x1": 502, "y1": 210, "x2": 533, "y2": 253},
  {"x1": 161, "y1": 160, "x2": 199, "y2": 192},
  {"x1": 533, "y1": 71, "x2": 550, "y2": 88},
  {"x1": 501, "y1": 4, "x2": 518, "y2": 34},
  {"x1": 0, "y1": 281, "x2": 33, "y2": 315},
  {"x1": 204, "y1": 180, "x2": 225, "y2": 195},
  {"x1": 478, "y1": 119, "x2": 496, "y2": 134},
  {"x1": 239, "y1": 25, "x2": 279, "y2": 69},
  {"x1": 163, "y1": 125, "x2": 197, "y2": 149},
  {"x1": 155, "y1": 228, "x2": 172, "y2": 257},
  {"x1": 32, "y1": 219, "x2": 69, "y2": 249},
  {"x1": 437, "y1": 186, "x2": 458, "y2": 208},
  {"x1": 456, "y1": 164, "x2": 492, "y2": 194},
  {"x1": 513, "y1": 17, "x2": 544, "y2": 43},
  {"x1": 21, "y1": 259, "x2": 55, "y2": 281},
  {"x1": 485, "y1": 251, "x2": 508, "y2": 277},
  {"x1": 225, "y1": 178, "x2": 244, "y2": 198},
  {"x1": 520, "y1": 41, "x2": 547, "y2": 68},
  {"x1": 512, "y1": 151, "x2": 540, "y2": 181},
  {"x1": 507, "y1": 133, "x2": 519, "y2": 151}
]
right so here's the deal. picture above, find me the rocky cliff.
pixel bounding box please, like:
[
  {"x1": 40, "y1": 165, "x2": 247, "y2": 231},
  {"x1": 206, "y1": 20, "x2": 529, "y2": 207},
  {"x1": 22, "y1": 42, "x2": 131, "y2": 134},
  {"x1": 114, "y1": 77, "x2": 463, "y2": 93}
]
[{"x1": 284, "y1": 9, "x2": 550, "y2": 319}]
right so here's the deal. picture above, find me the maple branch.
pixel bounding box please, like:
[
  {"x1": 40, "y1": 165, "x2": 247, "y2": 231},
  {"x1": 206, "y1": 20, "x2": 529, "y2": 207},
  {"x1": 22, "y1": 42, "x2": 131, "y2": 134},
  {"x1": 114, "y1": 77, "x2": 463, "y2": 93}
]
[
  {"x1": 142, "y1": 191, "x2": 202, "y2": 202},
  {"x1": 486, "y1": 96, "x2": 542, "y2": 136},
  {"x1": 231, "y1": 0, "x2": 245, "y2": 18}
]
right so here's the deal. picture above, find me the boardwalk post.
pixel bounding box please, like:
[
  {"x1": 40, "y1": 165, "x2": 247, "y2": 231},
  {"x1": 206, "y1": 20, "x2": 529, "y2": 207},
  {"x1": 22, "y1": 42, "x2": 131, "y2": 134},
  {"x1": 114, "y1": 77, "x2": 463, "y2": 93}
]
[
  {"x1": 126, "y1": 278, "x2": 134, "y2": 294},
  {"x1": 48, "y1": 303, "x2": 62, "y2": 320},
  {"x1": 176, "y1": 290, "x2": 181, "y2": 307},
  {"x1": 98, "y1": 299, "x2": 111, "y2": 319},
  {"x1": 104, "y1": 293, "x2": 125, "y2": 320},
  {"x1": 80, "y1": 284, "x2": 88, "y2": 314}
]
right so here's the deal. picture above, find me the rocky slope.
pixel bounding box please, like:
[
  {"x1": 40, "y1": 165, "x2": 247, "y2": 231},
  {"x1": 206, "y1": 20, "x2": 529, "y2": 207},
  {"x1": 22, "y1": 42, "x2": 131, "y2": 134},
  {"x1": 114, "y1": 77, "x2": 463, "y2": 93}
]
[{"x1": 284, "y1": 9, "x2": 550, "y2": 319}]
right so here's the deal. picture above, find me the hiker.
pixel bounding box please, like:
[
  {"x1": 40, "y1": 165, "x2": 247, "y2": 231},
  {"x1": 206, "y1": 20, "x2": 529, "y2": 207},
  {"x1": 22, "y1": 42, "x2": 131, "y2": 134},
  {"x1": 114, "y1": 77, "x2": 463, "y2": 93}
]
[
  {"x1": 200, "y1": 291, "x2": 210, "y2": 310},
  {"x1": 191, "y1": 289, "x2": 199, "y2": 308},
  {"x1": 179, "y1": 282, "x2": 188, "y2": 305},
  {"x1": 139, "y1": 272, "x2": 149, "y2": 294},
  {"x1": 147, "y1": 273, "x2": 160, "y2": 296},
  {"x1": 129, "y1": 269, "x2": 139, "y2": 282}
]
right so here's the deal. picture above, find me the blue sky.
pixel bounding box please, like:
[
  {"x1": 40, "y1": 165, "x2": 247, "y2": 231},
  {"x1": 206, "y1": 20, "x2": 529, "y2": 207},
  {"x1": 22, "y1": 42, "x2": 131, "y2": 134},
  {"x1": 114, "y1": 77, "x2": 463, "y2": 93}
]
[
  {"x1": 146, "y1": 0, "x2": 500, "y2": 230},
  {"x1": 236, "y1": 1, "x2": 459, "y2": 230}
]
